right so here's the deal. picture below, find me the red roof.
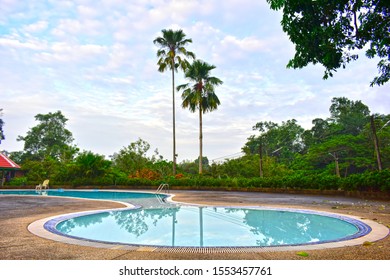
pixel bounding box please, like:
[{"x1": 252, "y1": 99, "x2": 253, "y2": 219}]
[{"x1": 0, "y1": 152, "x2": 21, "y2": 169}]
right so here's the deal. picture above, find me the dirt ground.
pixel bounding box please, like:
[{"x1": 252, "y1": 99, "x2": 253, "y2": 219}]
[{"x1": 0, "y1": 190, "x2": 389, "y2": 260}]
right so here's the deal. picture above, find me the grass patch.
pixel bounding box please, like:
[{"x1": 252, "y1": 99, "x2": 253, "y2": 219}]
[
  {"x1": 362, "y1": 241, "x2": 374, "y2": 246},
  {"x1": 296, "y1": 251, "x2": 309, "y2": 257}
]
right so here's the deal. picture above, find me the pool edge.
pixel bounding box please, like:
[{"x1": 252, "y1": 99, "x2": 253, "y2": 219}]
[{"x1": 28, "y1": 205, "x2": 389, "y2": 253}]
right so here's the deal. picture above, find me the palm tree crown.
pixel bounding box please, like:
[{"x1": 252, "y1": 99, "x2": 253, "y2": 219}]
[
  {"x1": 177, "y1": 59, "x2": 223, "y2": 174},
  {"x1": 153, "y1": 29, "x2": 195, "y2": 73},
  {"x1": 153, "y1": 29, "x2": 195, "y2": 175},
  {"x1": 178, "y1": 60, "x2": 222, "y2": 113}
]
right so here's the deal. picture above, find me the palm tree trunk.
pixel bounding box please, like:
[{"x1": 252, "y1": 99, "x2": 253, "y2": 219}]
[
  {"x1": 259, "y1": 142, "x2": 263, "y2": 177},
  {"x1": 334, "y1": 153, "x2": 340, "y2": 178},
  {"x1": 172, "y1": 65, "x2": 176, "y2": 175},
  {"x1": 199, "y1": 107, "x2": 203, "y2": 175}
]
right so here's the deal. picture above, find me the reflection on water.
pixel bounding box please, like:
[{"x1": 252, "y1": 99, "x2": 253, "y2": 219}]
[{"x1": 56, "y1": 207, "x2": 358, "y2": 247}]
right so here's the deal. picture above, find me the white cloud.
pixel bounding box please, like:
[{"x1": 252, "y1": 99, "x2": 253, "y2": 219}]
[
  {"x1": 52, "y1": 18, "x2": 103, "y2": 37},
  {"x1": 107, "y1": 76, "x2": 135, "y2": 85},
  {"x1": 220, "y1": 35, "x2": 268, "y2": 55},
  {"x1": 0, "y1": 37, "x2": 46, "y2": 50},
  {"x1": 33, "y1": 42, "x2": 108, "y2": 64},
  {"x1": 23, "y1": 20, "x2": 48, "y2": 33},
  {"x1": 77, "y1": 5, "x2": 100, "y2": 18},
  {"x1": 104, "y1": 43, "x2": 135, "y2": 69}
]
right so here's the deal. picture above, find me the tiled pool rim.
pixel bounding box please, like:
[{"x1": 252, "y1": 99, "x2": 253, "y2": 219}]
[{"x1": 26, "y1": 192, "x2": 390, "y2": 253}]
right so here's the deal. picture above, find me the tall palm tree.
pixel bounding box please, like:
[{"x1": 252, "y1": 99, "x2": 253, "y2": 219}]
[
  {"x1": 153, "y1": 29, "x2": 195, "y2": 175},
  {"x1": 177, "y1": 60, "x2": 223, "y2": 174}
]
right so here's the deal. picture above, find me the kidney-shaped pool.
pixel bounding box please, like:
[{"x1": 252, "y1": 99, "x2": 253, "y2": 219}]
[{"x1": 47, "y1": 205, "x2": 370, "y2": 248}]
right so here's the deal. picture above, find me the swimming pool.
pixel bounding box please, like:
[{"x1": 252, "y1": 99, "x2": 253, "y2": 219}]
[
  {"x1": 0, "y1": 189, "x2": 167, "y2": 208},
  {"x1": 0, "y1": 189, "x2": 164, "y2": 200},
  {"x1": 49, "y1": 206, "x2": 370, "y2": 247},
  {"x1": 1, "y1": 189, "x2": 382, "y2": 250}
]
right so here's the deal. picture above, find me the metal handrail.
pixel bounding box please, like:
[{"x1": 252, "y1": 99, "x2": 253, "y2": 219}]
[{"x1": 155, "y1": 183, "x2": 169, "y2": 194}]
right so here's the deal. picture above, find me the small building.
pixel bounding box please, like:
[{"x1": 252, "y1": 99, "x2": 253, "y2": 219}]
[{"x1": 0, "y1": 152, "x2": 21, "y2": 186}]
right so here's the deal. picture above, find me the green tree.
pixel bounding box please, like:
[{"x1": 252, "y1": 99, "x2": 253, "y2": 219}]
[
  {"x1": 74, "y1": 151, "x2": 111, "y2": 179},
  {"x1": 17, "y1": 111, "x2": 77, "y2": 161},
  {"x1": 21, "y1": 156, "x2": 61, "y2": 183},
  {"x1": 213, "y1": 155, "x2": 291, "y2": 178},
  {"x1": 178, "y1": 156, "x2": 211, "y2": 175},
  {"x1": 267, "y1": 0, "x2": 390, "y2": 86},
  {"x1": 177, "y1": 60, "x2": 223, "y2": 174},
  {"x1": 363, "y1": 113, "x2": 390, "y2": 170},
  {"x1": 245, "y1": 119, "x2": 304, "y2": 164},
  {"x1": 178, "y1": 160, "x2": 199, "y2": 175},
  {"x1": 153, "y1": 29, "x2": 196, "y2": 175},
  {"x1": 0, "y1": 109, "x2": 4, "y2": 144},
  {"x1": 329, "y1": 97, "x2": 370, "y2": 135},
  {"x1": 302, "y1": 97, "x2": 371, "y2": 150},
  {"x1": 111, "y1": 138, "x2": 152, "y2": 175},
  {"x1": 306, "y1": 134, "x2": 373, "y2": 176},
  {"x1": 195, "y1": 156, "x2": 210, "y2": 173},
  {"x1": 302, "y1": 117, "x2": 340, "y2": 149}
]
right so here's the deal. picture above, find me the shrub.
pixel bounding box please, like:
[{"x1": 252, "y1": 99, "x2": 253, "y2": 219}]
[
  {"x1": 7, "y1": 176, "x2": 28, "y2": 186},
  {"x1": 131, "y1": 168, "x2": 161, "y2": 180}
]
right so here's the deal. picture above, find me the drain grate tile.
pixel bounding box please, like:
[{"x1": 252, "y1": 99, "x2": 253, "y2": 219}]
[{"x1": 153, "y1": 246, "x2": 271, "y2": 254}]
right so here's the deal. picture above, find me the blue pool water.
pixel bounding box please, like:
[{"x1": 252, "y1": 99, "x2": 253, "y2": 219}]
[
  {"x1": 53, "y1": 206, "x2": 369, "y2": 247},
  {"x1": 0, "y1": 189, "x2": 166, "y2": 207},
  {"x1": 1, "y1": 189, "x2": 371, "y2": 247}
]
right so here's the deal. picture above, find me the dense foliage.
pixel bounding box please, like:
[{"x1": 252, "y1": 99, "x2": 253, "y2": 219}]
[
  {"x1": 16, "y1": 111, "x2": 78, "y2": 162},
  {"x1": 266, "y1": 0, "x2": 390, "y2": 86},
  {"x1": 2, "y1": 97, "x2": 390, "y2": 193}
]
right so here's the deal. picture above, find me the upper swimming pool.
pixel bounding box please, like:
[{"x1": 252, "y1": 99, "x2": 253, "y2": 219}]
[
  {"x1": 0, "y1": 189, "x2": 164, "y2": 199},
  {"x1": 0, "y1": 189, "x2": 167, "y2": 207}
]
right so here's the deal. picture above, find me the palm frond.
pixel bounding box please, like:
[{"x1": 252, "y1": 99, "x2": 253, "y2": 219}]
[
  {"x1": 176, "y1": 83, "x2": 190, "y2": 91},
  {"x1": 156, "y1": 49, "x2": 166, "y2": 57},
  {"x1": 207, "y1": 76, "x2": 223, "y2": 86}
]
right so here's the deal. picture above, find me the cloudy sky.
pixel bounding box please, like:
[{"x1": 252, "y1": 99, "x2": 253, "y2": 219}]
[{"x1": 1, "y1": 0, "x2": 389, "y2": 162}]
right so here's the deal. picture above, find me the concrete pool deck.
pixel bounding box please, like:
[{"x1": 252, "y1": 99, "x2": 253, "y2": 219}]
[{"x1": 0, "y1": 190, "x2": 389, "y2": 259}]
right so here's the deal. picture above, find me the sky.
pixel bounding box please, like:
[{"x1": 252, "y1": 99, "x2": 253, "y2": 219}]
[{"x1": 0, "y1": 0, "x2": 389, "y2": 163}]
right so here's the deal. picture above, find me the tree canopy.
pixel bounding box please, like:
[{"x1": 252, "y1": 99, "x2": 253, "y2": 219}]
[
  {"x1": 267, "y1": 0, "x2": 390, "y2": 86},
  {"x1": 241, "y1": 97, "x2": 389, "y2": 177},
  {"x1": 17, "y1": 111, "x2": 76, "y2": 161},
  {"x1": 111, "y1": 138, "x2": 152, "y2": 175},
  {"x1": 243, "y1": 119, "x2": 305, "y2": 164}
]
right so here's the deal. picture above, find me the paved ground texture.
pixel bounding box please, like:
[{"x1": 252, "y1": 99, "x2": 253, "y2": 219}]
[{"x1": 0, "y1": 190, "x2": 389, "y2": 260}]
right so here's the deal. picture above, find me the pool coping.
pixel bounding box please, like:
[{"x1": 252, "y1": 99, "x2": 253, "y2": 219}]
[{"x1": 27, "y1": 192, "x2": 390, "y2": 253}]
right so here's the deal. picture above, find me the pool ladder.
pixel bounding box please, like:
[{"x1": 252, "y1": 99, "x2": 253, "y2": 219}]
[{"x1": 155, "y1": 183, "x2": 169, "y2": 194}]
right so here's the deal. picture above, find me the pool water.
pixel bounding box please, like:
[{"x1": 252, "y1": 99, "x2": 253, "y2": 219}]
[
  {"x1": 0, "y1": 189, "x2": 166, "y2": 207},
  {"x1": 54, "y1": 206, "x2": 366, "y2": 247}
]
